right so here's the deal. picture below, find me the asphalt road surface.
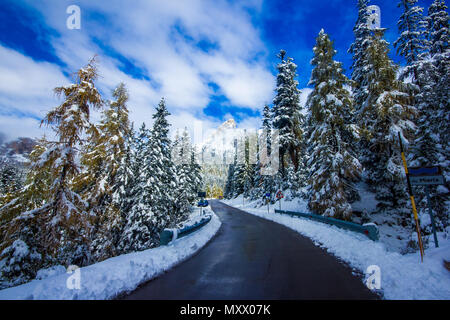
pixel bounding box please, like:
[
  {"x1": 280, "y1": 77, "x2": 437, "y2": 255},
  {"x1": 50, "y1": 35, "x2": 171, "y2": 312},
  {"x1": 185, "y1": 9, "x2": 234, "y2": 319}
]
[{"x1": 123, "y1": 200, "x2": 379, "y2": 299}]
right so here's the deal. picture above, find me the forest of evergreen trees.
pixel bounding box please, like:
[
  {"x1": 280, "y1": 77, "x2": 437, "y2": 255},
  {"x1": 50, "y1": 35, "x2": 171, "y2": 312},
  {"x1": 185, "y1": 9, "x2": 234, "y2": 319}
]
[
  {"x1": 0, "y1": 59, "x2": 202, "y2": 288},
  {"x1": 224, "y1": 0, "x2": 449, "y2": 238},
  {"x1": 0, "y1": 0, "x2": 448, "y2": 289}
]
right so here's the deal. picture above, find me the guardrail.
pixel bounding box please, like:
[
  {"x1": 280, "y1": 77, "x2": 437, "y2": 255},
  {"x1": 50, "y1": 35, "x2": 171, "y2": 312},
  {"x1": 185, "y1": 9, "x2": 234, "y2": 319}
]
[
  {"x1": 274, "y1": 209, "x2": 379, "y2": 241},
  {"x1": 160, "y1": 214, "x2": 212, "y2": 245}
]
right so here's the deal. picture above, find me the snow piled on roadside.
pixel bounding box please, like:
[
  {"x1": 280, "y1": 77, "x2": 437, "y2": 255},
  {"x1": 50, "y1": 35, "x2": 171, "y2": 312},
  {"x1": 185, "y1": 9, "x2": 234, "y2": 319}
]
[
  {"x1": 223, "y1": 196, "x2": 450, "y2": 300},
  {"x1": 0, "y1": 208, "x2": 221, "y2": 300}
]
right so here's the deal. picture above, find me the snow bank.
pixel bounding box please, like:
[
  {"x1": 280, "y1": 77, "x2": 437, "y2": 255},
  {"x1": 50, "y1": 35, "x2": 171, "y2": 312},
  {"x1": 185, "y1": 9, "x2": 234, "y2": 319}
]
[
  {"x1": 0, "y1": 208, "x2": 221, "y2": 300},
  {"x1": 223, "y1": 197, "x2": 450, "y2": 300}
]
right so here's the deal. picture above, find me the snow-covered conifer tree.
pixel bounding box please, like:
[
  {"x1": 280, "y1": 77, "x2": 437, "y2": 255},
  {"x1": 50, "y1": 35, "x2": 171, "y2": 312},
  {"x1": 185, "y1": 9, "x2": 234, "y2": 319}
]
[
  {"x1": 258, "y1": 105, "x2": 276, "y2": 200},
  {"x1": 224, "y1": 150, "x2": 237, "y2": 199},
  {"x1": 151, "y1": 98, "x2": 178, "y2": 223},
  {"x1": 410, "y1": 0, "x2": 450, "y2": 231},
  {"x1": 87, "y1": 83, "x2": 132, "y2": 261},
  {"x1": 348, "y1": 0, "x2": 373, "y2": 109},
  {"x1": 1, "y1": 58, "x2": 103, "y2": 284},
  {"x1": 359, "y1": 29, "x2": 417, "y2": 213},
  {"x1": 118, "y1": 123, "x2": 160, "y2": 252},
  {"x1": 272, "y1": 50, "x2": 303, "y2": 176},
  {"x1": 0, "y1": 159, "x2": 23, "y2": 208},
  {"x1": 306, "y1": 30, "x2": 362, "y2": 220},
  {"x1": 173, "y1": 128, "x2": 194, "y2": 219},
  {"x1": 394, "y1": 0, "x2": 428, "y2": 80},
  {"x1": 189, "y1": 147, "x2": 203, "y2": 199}
]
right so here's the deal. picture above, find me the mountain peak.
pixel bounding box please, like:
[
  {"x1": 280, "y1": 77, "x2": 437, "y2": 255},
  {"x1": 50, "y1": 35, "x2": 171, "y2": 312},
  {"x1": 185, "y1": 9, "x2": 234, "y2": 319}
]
[{"x1": 220, "y1": 118, "x2": 236, "y2": 130}]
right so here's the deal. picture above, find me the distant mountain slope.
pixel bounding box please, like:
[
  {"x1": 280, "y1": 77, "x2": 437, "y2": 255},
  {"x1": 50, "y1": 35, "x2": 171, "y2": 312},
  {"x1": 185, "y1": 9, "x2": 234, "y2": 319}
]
[
  {"x1": 0, "y1": 137, "x2": 36, "y2": 163},
  {"x1": 199, "y1": 119, "x2": 239, "y2": 193}
]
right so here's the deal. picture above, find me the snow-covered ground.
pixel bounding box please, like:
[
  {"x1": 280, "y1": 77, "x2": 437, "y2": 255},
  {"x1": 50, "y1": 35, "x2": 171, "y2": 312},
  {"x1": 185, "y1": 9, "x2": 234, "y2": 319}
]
[
  {"x1": 0, "y1": 207, "x2": 221, "y2": 300},
  {"x1": 223, "y1": 195, "x2": 450, "y2": 300}
]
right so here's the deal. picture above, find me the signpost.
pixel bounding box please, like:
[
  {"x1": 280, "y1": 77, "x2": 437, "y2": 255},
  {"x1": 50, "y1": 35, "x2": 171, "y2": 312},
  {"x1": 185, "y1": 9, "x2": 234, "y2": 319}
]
[
  {"x1": 198, "y1": 191, "x2": 207, "y2": 215},
  {"x1": 276, "y1": 190, "x2": 284, "y2": 211},
  {"x1": 398, "y1": 133, "x2": 424, "y2": 261},
  {"x1": 265, "y1": 193, "x2": 271, "y2": 214},
  {"x1": 409, "y1": 166, "x2": 445, "y2": 248}
]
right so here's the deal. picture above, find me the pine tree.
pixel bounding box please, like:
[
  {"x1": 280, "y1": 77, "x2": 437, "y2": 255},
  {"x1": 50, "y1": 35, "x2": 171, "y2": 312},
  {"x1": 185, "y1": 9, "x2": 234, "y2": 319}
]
[
  {"x1": 151, "y1": 98, "x2": 178, "y2": 224},
  {"x1": 359, "y1": 29, "x2": 417, "y2": 213},
  {"x1": 427, "y1": 0, "x2": 450, "y2": 57},
  {"x1": 394, "y1": 0, "x2": 428, "y2": 80},
  {"x1": 39, "y1": 57, "x2": 103, "y2": 266},
  {"x1": 259, "y1": 105, "x2": 276, "y2": 200},
  {"x1": 232, "y1": 132, "x2": 255, "y2": 198},
  {"x1": 189, "y1": 147, "x2": 203, "y2": 199},
  {"x1": 0, "y1": 138, "x2": 50, "y2": 225},
  {"x1": 272, "y1": 50, "x2": 304, "y2": 176},
  {"x1": 306, "y1": 30, "x2": 362, "y2": 220},
  {"x1": 87, "y1": 83, "x2": 132, "y2": 261},
  {"x1": 113, "y1": 127, "x2": 136, "y2": 216},
  {"x1": 348, "y1": 0, "x2": 373, "y2": 109},
  {"x1": 224, "y1": 149, "x2": 237, "y2": 199},
  {"x1": 410, "y1": 0, "x2": 450, "y2": 232},
  {"x1": 426, "y1": 0, "x2": 449, "y2": 152},
  {"x1": 1, "y1": 58, "x2": 103, "y2": 285},
  {"x1": 173, "y1": 128, "x2": 194, "y2": 218},
  {"x1": 0, "y1": 158, "x2": 23, "y2": 209},
  {"x1": 118, "y1": 123, "x2": 159, "y2": 252}
]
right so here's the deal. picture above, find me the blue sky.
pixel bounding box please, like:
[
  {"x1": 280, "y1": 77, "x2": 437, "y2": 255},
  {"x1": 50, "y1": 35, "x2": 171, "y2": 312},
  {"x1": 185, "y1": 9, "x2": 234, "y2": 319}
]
[{"x1": 0, "y1": 0, "x2": 437, "y2": 141}]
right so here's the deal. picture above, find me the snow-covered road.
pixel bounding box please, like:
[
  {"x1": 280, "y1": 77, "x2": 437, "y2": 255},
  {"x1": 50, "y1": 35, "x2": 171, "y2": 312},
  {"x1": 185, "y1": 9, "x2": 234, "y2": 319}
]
[
  {"x1": 223, "y1": 196, "x2": 450, "y2": 300},
  {"x1": 0, "y1": 208, "x2": 221, "y2": 300}
]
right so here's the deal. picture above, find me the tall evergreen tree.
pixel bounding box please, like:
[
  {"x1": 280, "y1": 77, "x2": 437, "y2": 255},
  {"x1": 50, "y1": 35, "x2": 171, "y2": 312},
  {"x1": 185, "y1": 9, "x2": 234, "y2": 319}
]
[
  {"x1": 0, "y1": 159, "x2": 23, "y2": 208},
  {"x1": 151, "y1": 98, "x2": 178, "y2": 224},
  {"x1": 224, "y1": 147, "x2": 237, "y2": 199},
  {"x1": 0, "y1": 138, "x2": 49, "y2": 224},
  {"x1": 426, "y1": 0, "x2": 450, "y2": 151},
  {"x1": 394, "y1": 0, "x2": 428, "y2": 80},
  {"x1": 259, "y1": 105, "x2": 276, "y2": 199},
  {"x1": 87, "y1": 83, "x2": 132, "y2": 261},
  {"x1": 113, "y1": 126, "x2": 136, "y2": 216},
  {"x1": 0, "y1": 58, "x2": 103, "y2": 284},
  {"x1": 427, "y1": 0, "x2": 450, "y2": 56},
  {"x1": 348, "y1": 0, "x2": 373, "y2": 109},
  {"x1": 189, "y1": 147, "x2": 203, "y2": 199},
  {"x1": 272, "y1": 50, "x2": 303, "y2": 176},
  {"x1": 306, "y1": 30, "x2": 362, "y2": 220},
  {"x1": 410, "y1": 0, "x2": 450, "y2": 232},
  {"x1": 359, "y1": 29, "x2": 417, "y2": 213},
  {"x1": 173, "y1": 128, "x2": 194, "y2": 217},
  {"x1": 118, "y1": 123, "x2": 159, "y2": 252}
]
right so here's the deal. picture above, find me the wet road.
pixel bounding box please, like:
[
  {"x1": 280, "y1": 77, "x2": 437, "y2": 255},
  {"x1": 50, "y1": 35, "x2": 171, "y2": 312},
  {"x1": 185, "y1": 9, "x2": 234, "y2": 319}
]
[{"x1": 124, "y1": 200, "x2": 378, "y2": 299}]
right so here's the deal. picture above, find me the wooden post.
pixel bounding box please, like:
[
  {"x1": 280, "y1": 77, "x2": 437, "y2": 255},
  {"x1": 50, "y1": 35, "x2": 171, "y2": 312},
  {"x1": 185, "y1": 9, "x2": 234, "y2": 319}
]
[{"x1": 398, "y1": 133, "x2": 424, "y2": 262}]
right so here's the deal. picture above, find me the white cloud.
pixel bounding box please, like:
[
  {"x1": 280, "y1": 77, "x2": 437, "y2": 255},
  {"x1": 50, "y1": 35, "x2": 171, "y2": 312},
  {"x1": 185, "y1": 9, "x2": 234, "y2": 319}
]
[
  {"x1": 2, "y1": 0, "x2": 276, "y2": 141},
  {"x1": 0, "y1": 45, "x2": 69, "y2": 116},
  {"x1": 0, "y1": 45, "x2": 69, "y2": 141},
  {"x1": 0, "y1": 115, "x2": 52, "y2": 142},
  {"x1": 27, "y1": 0, "x2": 274, "y2": 108}
]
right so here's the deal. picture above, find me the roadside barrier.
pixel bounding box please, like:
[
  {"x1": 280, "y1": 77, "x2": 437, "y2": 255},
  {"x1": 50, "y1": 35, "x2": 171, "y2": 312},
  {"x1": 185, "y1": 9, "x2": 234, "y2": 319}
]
[
  {"x1": 160, "y1": 214, "x2": 212, "y2": 245},
  {"x1": 274, "y1": 209, "x2": 379, "y2": 241}
]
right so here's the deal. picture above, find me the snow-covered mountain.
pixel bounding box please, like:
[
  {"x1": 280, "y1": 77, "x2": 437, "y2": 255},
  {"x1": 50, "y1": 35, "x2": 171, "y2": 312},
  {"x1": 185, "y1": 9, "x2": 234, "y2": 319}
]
[
  {"x1": 198, "y1": 118, "x2": 240, "y2": 193},
  {"x1": 199, "y1": 118, "x2": 237, "y2": 156},
  {"x1": 0, "y1": 137, "x2": 36, "y2": 164}
]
